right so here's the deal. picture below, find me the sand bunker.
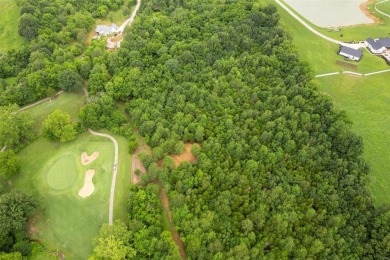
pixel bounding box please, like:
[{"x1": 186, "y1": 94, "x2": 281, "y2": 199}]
[
  {"x1": 81, "y1": 152, "x2": 99, "y2": 165},
  {"x1": 78, "y1": 169, "x2": 95, "y2": 198}
]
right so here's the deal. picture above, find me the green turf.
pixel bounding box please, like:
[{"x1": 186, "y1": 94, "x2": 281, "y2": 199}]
[
  {"x1": 14, "y1": 133, "x2": 115, "y2": 259},
  {"x1": 316, "y1": 74, "x2": 390, "y2": 205},
  {"x1": 376, "y1": 1, "x2": 390, "y2": 15},
  {"x1": 26, "y1": 92, "x2": 86, "y2": 134},
  {"x1": 46, "y1": 153, "x2": 78, "y2": 190},
  {"x1": 0, "y1": 0, "x2": 24, "y2": 53}
]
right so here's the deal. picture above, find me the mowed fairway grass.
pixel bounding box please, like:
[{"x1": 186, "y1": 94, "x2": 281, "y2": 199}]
[
  {"x1": 14, "y1": 133, "x2": 115, "y2": 259},
  {"x1": 0, "y1": 0, "x2": 24, "y2": 52},
  {"x1": 317, "y1": 74, "x2": 390, "y2": 205}
]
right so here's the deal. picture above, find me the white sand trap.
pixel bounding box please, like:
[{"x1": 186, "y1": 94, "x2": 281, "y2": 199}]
[
  {"x1": 81, "y1": 151, "x2": 99, "y2": 165},
  {"x1": 78, "y1": 169, "x2": 95, "y2": 198}
]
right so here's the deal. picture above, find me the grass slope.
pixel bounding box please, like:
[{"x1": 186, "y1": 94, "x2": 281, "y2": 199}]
[
  {"x1": 15, "y1": 134, "x2": 115, "y2": 259},
  {"x1": 26, "y1": 92, "x2": 86, "y2": 134},
  {"x1": 317, "y1": 74, "x2": 390, "y2": 205},
  {"x1": 0, "y1": 0, "x2": 24, "y2": 53},
  {"x1": 272, "y1": 1, "x2": 390, "y2": 205}
]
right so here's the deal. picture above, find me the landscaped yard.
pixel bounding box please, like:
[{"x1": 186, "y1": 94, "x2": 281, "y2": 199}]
[{"x1": 0, "y1": 0, "x2": 24, "y2": 53}]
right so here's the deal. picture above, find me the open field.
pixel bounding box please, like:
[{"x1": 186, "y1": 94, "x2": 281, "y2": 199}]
[
  {"x1": 14, "y1": 133, "x2": 115, "y2": 259},
  {"x1": 26, "y1": 92, "x2": 86, "y2": 134},
  {"x1": 0, "y1": 0, "x2": 24, "y2": 53},
  {"x1": 317, "y1": 74, "x2": 390, "y2": 205},
  {"x1": 273, "y1": 0, "x2": 390, "y2": 205}
]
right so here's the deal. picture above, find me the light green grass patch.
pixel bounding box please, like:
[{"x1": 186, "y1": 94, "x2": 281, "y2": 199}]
[
  {"x1": 26, "y1": 92, "x2": 86, "y2": 134},
  {"x1": 316, "y1": 73, "x2": 390, "y2": 205},
  {"x1": 0, "y1": 0, "x2": 24, "y2": 53},
  {"x1": 376, "y1": 1, "x2": 390, "y2": 16},
  {"x1": 46, "y1": 153, "x2": 78, "y2": 190},
  {"x1": 15, "y1": 133, "x2": 115, "y2": 259}
]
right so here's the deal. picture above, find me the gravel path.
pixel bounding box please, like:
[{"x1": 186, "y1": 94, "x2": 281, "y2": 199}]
[
  {"x1": 88, "y1": 129, "x2": 119, "y2": 225},
  {"x1": 375, "y1": 0, "x2": 390, "y2": 18}
]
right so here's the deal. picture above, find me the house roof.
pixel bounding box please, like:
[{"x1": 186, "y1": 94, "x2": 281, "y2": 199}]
[
  {"x1": 378, "y1": 38, "x2": 390, "y2": 48},
  {"x1": 96, "y1": 24, "x2": 118, "y2": 34},
  {"x1": 340, "y1": 46, "x2": 363, "y2": 59},
  {"x1": 366, "y1": 37, "x2": 385, "y2": 50}
]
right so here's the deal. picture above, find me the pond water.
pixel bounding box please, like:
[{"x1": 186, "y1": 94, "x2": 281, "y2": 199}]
[{"x1": 284, "y1": 0, "x2": 373, "y2": 27}]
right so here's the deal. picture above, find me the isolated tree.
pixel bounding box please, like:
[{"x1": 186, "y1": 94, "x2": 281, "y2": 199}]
[
  {"x1": 42, "y1": 109, "x2": 77, "y2": 142},
  {"x1": 0, "y1": 150, "x2": 19, "y2": 179},
  {"x1": 57, "y1": 69, "x2": 83, "y2": 92},
  {"x1": 0, "y1": 105, "x2": 35, "y2": 149}
]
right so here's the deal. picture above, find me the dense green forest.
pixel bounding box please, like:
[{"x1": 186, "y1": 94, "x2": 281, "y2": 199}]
[
  {"x1": 87, "y1": 0, "x2": 389, "y2": 258},
  {"x1": 1, "y1": 0, "x2": 390, "y2": 258}
]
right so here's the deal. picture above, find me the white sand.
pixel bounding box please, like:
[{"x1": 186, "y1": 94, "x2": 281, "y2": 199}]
[
  {"x1": 81, "y1": 151, "x2": 99, "y2": 165},
  {"x1": 78, "y1": 169, "x2": 95, "y2": 198}
]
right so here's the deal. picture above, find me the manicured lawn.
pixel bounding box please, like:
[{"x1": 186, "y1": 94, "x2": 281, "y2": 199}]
[
  {"x1": 14, "y1": 133, "x2": 115, "y2": 259},
  {"x1": 26, "y1": 92, "x2": 86, "y2": 134},
  {"x1": 0, "y1": 0, "x2": 24, "y2": 53},
  {"x1": 317, "y1": 74, "x2": 390, "y2": 205},
  {"x1": 376, "y1": 0, "x2": 390, "y2": 15}
]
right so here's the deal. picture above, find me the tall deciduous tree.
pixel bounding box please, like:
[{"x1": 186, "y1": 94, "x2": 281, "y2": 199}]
[
  {"x1": 0, "y1": 105, "x2": 34, "y2": 149},
  {"x1": 0, "y1": 150, "x2": 19, "y2": 179},
  {"x1": 57, "y1": 69, "x2": 83, "y2": 92},
  {"x1": 42, "y1": 109, "x2": 77, "y2": 142}
]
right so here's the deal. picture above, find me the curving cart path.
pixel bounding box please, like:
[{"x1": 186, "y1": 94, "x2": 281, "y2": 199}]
[
  {"x1": 375, "y1": 0, "x2": 390, "y2": 18},
  {"x1": 275, "y1": 0, "x2": 365, "y2": 49},
  {"x1": 88, "y1": 129, "x2": 119, "y2": 225}
]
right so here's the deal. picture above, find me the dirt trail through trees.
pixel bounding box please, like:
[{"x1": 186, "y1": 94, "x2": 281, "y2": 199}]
[
  {"x1": 130, "y1": 142, "x2": 187, "y2": 259},
  {"x1": 158, "y1": 180, "x2": 187, "y2": 260}
]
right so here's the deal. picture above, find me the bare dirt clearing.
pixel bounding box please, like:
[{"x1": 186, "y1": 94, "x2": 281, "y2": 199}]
[{"x1": 171, "y1": 143, "x2": 197, "y2": 167}]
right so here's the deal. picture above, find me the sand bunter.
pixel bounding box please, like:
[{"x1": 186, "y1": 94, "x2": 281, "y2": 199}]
[
  {"x1": 78, "y1": 169, "x2": 96, "y2": 198},
  {"x1": 81, "y1": 151, "x2": 99, "y2": 165},
  {"x1": 79, "y1": 151, "x2": 100, "y2": 198}
]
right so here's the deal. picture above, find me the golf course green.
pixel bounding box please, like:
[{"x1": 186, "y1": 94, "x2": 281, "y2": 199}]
[{"x1": 15, "y1": 134, "x2": 115, "y2": 259}]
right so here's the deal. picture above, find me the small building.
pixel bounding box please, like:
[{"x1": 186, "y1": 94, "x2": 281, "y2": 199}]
[
  {"x1": 365, "y1": 38, "x2": 387, "y2": 53},
  {"x1": 339, "y1": 46, "x2": 363, "y2": 61},
  {"x1": 96, "y1": 23, "x2": 118, "y2": 36}
]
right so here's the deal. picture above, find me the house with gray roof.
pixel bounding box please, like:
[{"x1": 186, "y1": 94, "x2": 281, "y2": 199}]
[
  {"x1": 365, "y1": 37, "x2": 387, "y2": 53},
  {"x1": 339, "y1": 46, "x2": 363, "y2": 61},
  {"x1": 96, "y1": 23, "x2": 119, "y2": 36}
]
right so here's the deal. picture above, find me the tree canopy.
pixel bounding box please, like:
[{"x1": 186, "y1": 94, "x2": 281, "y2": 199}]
[{"x1": 42, "y1": 109, "x2": 77, "y2": 142}]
